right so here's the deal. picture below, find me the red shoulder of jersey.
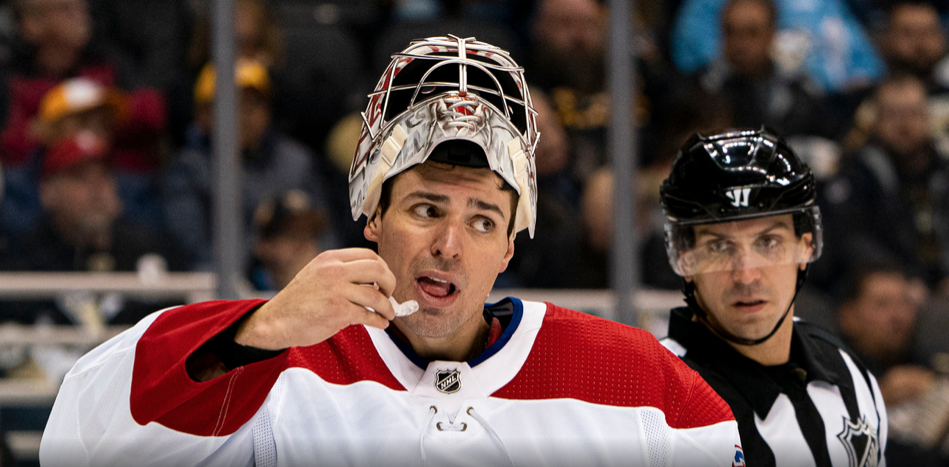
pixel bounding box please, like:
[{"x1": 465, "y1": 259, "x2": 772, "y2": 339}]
[
  {"x1": 492, "y1": 303, "x2": 735, "y2": 430},
  {"x1": 131, "y1": 300, "x2": 402, "y2": 437}
]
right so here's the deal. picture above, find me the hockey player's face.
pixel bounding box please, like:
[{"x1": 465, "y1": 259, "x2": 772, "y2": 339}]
[
  {"x1": 365, "y1": 161, "x2": 515, "y2": 343},
  {"x1": 688, "y1": 215, "x2": 809, "y2": 341}
]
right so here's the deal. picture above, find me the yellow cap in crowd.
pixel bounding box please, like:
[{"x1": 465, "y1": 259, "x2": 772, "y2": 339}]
[
  {"x1": 194, "y1": 58, "x2": 271, "y2": 104},
  {"x1": 38, "y1": 78, "x2": 122, "y2": 123}
]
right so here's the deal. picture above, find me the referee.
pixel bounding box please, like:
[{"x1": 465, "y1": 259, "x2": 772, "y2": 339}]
[{"x1": 658, "y1": 128, "x2": 887, "y2": 467}]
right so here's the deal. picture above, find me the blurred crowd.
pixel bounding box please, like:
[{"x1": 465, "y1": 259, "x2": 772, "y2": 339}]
[{"x1": 1, "y1": 0, "x2": 949, "y2": 461}]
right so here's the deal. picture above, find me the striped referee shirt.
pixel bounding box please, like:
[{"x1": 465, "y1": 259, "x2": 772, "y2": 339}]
[{"x1": 661, "y1": 307, "x2": 887, "y2": 467}]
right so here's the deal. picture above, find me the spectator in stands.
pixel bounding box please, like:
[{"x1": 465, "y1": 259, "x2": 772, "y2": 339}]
[
  {"x1": 671, "y1": 0, "x2": 883, "y2": 93},
  {"x1": 1, "y1": 77, "x2": 166, "y2": 240},
  {"x1": 177, "y1": 0, "x2": 350, "y2": 162},
  {"x1": 878, "y1": 2, "x2": 949, "y2": 147},
  {"x1": 0, "y1": 0, "x2": 165, "y2": 170},
  {"x1": 531, "y1": 0, "x2": 606, "y2": 94},
  {"x1": 162, "y1": 59, "x2": 332, "y2": 271},
  {"x1": 528, "y1": 0, "x2": 679, "y2": 183},
  {"x1": 0, "y1": 132, "x2": 182, "y2": 385},
  {"x1": 881, "y1": 2, "x2": 949, "y2": 91},
  {"x1": 695, "y1": 0, "x2": 831, "y2": 138},
  {"x1": 496, "y1": 91, "x2": 582, "y2": 289},
  {"x1": 819, "y1": 76, "x2": 949, "y2": 296},
  {"x1": 1, "y1": 132, "x2": 183, "y2": 324},
  {"x1": 188, "y1": 0, "x2": 283, "y2": 71},
  {"x1": 6, "y1": 132, "x2": 180, "y2": 273},
  {"x1": 249, "y1": 190, "x2": 326, "y2": 291},
  {"x1": 837, "y1": 262, "x2": 948, "y2": 467},
  {"x1": 175, "y1": 0, "x2": 305, "y2": 149},
  {"x1": 579, "y1": 84, "x2": 731, "y2": 289},
  {"x1": 531, "y1": 91, "x2": 572, "y2": 185},
  {"x1": 839, "y1": 2, "x2": 949, "y2": 157},
  {"x1": 839, "y1": 263, "x2": 929, "y2": 394},
  {"x1": 31, "y1": 77, "x2": 120, "y2": 144},
  {"x1": 529, "y1": 0, "x2": 610, "y2": 182}
]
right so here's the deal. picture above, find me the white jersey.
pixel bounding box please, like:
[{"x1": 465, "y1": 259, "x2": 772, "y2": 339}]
[
  {"x1": 41, "y1": 298, "x2": 743, "y2": 467},
  {"x1": 663, "y1": 308, "x2": 887, "y2": 467}
]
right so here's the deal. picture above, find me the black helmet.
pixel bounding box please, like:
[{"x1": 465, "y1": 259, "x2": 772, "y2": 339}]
[
  {"x1": 660, "y1": 127, "x2": 816, "y2": 224},
  {"x1": 660, "y1": 127, "x2": 823, "y2": 277},
  {"x1": 661, "y1": 127, "x2": 823, "y2": 346}
]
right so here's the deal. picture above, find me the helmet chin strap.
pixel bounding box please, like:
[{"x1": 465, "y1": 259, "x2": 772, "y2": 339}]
[{"x1": 683, "y1": 267, "x2": 808, "y2": 346}]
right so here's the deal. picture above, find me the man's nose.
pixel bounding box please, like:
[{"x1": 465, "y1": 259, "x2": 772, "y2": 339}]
[
  {"x1": 431, "y1": 219, "x2": 464, "y2": 259},
  {"x1": 729, "y1": 249, "x2": 762, "y2": 284},
  {"x1": 731, "y1": 265, "x2": 762, "y2": 285}
]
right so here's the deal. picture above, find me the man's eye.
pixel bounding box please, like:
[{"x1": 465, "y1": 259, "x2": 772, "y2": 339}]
[
  {"x1": 412, "y1": 205, "x2": 439, "y2": 218},
  {"x1": 707, "y1": 241, "x2": 731, "y2": 254},
  {"x1": 472, "y1": 217, "x2": 494, "y2": 233},
  {"x1": 757, "y1": 235, "x2": 782, "y2": 249}
]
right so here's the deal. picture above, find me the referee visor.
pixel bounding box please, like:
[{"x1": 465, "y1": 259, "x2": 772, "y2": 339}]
[{"x1": 664, "y1": 207, "x2": 822, "y2": 277}]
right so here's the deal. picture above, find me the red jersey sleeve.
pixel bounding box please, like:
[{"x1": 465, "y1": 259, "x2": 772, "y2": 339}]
[{"x1": 130, "y1": 299, "x2": 288, "y2": 436}]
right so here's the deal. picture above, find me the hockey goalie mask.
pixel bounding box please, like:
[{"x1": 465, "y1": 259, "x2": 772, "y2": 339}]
[{"x1": 349, "y1": 35, "x2": 539, "y2": 237}]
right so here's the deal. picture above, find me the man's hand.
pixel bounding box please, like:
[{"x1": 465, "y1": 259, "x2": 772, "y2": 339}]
[{"x1": 235, "y1": 248, "x2": 397, "y2": 350}]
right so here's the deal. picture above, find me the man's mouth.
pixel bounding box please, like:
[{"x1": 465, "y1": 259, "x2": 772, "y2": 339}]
[
  {"x1": 733, "y1": 299, "x2": 767, "y2": 311},
  {"x1": 417, "y1": 276, "x2": 457, "y2": 299}
]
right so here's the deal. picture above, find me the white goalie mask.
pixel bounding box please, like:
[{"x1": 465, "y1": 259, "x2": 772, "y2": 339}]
[{"x1": 349, "y1": 35, "x2": 539, "y2": 237}]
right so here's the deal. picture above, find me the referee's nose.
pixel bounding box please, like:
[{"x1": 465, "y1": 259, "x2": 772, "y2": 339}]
[{"x1": 729, "y1": 260, "x2": 763, "y2": 285}]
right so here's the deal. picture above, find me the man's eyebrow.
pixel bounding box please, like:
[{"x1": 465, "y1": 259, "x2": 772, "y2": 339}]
[
  {"x1": 756, "y1": 219, "x2": 794, "y2": 235},
  {"x1": 694, "y1": 229, "x2": 726, "y2": 241},
  {"x1": 405, "y1": 191, "x2": 450, "y2": 204},
  {"x1": 468, "y1": 198, "x2": 505, "y2": 218},
  {"x1": 405, "y1": 191, "x2": 505, "y2": 218},
  {"x1": 695, "y1": 219, "x2": 794, "y2": 240}
]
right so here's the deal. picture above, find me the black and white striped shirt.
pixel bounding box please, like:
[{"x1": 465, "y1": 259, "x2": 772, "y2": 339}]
[{"x1": 661, "y1": 307, "x2": 887, "y2": 467}]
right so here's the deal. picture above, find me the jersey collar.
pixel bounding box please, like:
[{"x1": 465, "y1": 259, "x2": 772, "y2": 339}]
[
  {"x1": 383, "y1": 297, "x2": 525, "y2": 370},
  {"x1": 668, "y1": 306, "x2": 851, "y2": 418}
]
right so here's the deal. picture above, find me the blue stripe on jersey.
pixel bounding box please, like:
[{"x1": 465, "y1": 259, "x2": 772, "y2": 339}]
[
  {"x1": 469, "y1": 297, "x2": 524, "y2": 367},
  {"x1": 385, "y1": 297, "x2": 525, "y2": 369}
]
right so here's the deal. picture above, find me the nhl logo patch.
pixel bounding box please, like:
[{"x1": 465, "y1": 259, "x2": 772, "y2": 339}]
[
  {"x1": 732, "y1": 445, "x2": 745, "y2": 467},
  {"x1": 435, "y1": 369, "x2": 462, "y2": 394},
  {"x1": 837, "y1": 416, "x2": 879, "y2": 467}
]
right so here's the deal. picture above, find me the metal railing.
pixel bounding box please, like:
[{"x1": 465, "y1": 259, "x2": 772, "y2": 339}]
[
  {"x1": 0, "y1": 272, "x2": 217, "y2": 303},
  {"x1": 0, "y1": 275, "x2": 682, "y2": 403},
  {"x1": 0, "y1": 273, "x2": 682, "y2": 344},
  {"x1": 0, "y1": 272, "x2": 680, "y2": 461},
  {"x1": 0, "y1": 272, "x2": 219, "y2": 402}
]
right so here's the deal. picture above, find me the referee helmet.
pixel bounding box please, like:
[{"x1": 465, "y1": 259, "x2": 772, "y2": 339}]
[
  {"x1": 660, "y1": 127, "x2": 823, "y2": 277},
  {"x1": 659, "y1": 127, "x2": 823, "y2": 345}
]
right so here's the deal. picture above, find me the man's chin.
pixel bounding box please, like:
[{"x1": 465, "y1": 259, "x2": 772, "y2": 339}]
[
  {"x1": 712, "y1": 312, "x2": 780, "y2": 341},
  {"x1": 395, "y1": 313, "x2": 456, "y2": 340}
]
